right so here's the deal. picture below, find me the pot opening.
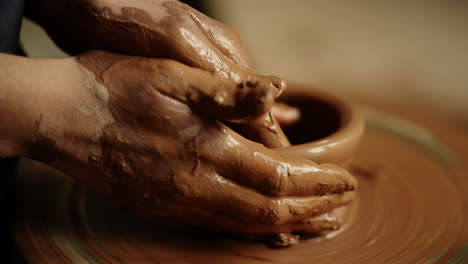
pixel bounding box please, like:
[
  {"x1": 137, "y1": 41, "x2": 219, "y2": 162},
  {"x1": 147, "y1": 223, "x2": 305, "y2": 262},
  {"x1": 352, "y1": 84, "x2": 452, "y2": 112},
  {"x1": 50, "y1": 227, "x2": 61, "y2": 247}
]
[{"x1": 279, "y1": 95, "x2": 342, "y2": 145}]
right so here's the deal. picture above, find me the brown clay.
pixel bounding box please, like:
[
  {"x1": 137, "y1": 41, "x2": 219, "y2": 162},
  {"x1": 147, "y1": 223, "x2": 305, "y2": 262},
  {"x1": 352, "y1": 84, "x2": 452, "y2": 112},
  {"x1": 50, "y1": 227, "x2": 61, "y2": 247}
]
[
  {"x1": 277, "y1": 86, "x2": 365, "y2": 166},
  {"x1": 246, "y1": 87, "x2": 365, "y2": 246}
]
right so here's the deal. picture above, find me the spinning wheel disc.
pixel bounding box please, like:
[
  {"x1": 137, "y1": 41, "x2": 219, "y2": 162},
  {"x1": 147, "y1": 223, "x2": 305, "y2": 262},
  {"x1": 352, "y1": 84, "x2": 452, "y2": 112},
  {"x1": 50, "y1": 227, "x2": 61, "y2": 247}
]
[{"x1": 12, "y1": 106, "x2": 468, "y2": 264}]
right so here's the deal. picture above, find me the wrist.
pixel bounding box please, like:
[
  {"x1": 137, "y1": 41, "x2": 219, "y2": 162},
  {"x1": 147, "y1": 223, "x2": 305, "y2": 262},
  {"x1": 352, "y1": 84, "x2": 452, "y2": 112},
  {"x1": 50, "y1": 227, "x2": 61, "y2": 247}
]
[
  {"x1": 0, "y1": 52, "x2": 115, "y2": 192},
  {"x1": 26, "y1": 56, "x2": 102, "y2": 160},
  {"x1": 0, "y1": 54, "x2": 44, "y2": 157},
  {"x1": 27, "y1": 55, "x2": 114, "y2": 169},
  {"x1": 0, "y1": 54, "x2": 88, "y2": 160}
]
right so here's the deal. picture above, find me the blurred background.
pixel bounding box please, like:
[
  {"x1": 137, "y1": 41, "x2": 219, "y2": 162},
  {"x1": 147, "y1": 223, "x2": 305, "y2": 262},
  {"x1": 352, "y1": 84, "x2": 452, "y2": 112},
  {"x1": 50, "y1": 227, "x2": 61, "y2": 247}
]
[{"x1": 20, "y1": 0, "x2": 468, "y2": 127}]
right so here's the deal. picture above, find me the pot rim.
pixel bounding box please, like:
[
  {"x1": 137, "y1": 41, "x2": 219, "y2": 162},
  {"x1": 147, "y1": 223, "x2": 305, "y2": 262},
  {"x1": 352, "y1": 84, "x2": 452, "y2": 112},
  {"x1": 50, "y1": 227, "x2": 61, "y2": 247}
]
[{"x1": 275, "y1": 85, "x2": 364, "y2": 164}]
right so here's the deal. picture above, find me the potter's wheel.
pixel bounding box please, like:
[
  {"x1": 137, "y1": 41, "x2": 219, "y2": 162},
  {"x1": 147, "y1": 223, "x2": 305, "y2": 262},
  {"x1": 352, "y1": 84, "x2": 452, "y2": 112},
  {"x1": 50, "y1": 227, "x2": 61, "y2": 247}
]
[{"x1": 12, "y1": 104, "x2": 468, "y2": 263}]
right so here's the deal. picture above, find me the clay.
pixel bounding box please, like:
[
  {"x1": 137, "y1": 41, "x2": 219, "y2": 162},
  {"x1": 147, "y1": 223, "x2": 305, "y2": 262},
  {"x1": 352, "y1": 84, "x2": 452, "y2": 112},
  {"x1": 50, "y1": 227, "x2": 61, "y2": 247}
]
[
  {"x1": 276, "y1": 86, "x2": 365, "y2": 166},
  {"x1": 245, "y1": 88, "x2": 364, "y2": 246},
  {"x1": 12, "y1": 84, "x2": 468, "y2": 263}
]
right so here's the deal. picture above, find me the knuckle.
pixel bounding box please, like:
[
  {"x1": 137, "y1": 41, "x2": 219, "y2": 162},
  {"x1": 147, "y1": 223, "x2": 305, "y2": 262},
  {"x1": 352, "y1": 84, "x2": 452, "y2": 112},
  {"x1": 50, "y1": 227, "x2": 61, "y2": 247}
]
[
  {"x1": 164, "y1": 10, "x2": 189, "y2": 28},
  {"x1": 157, "y1": 59, "x2": 179, "y2": 72},
  {"x1": 317, "y1": 163, "x2": 357, "y2": 194},
  {"x1": 193, "y1": 124, "x2": 230, "y2": 157},
  {"x1": 311, "y1": 197, "x2": 331, "y2": 217},
  {"x1": 260, "y1": 200, "x2": 289, "y2": 225},
  {"x1": 264, "y1": 163, "x2": 290, "y2": 197},
  {"x1": 314, "y1": 182, "x2": 328, "y2": 196}
]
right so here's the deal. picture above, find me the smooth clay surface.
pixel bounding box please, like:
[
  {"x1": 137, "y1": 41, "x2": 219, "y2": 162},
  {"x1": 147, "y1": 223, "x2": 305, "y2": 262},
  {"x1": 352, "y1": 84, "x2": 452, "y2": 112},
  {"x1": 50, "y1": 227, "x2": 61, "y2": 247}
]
[
  {"x1": 12, "y1": 85, "x2": 468, "y2": 263},
  {"x1": 277, "y1": 86, "x2": 364, "y2": 166}
]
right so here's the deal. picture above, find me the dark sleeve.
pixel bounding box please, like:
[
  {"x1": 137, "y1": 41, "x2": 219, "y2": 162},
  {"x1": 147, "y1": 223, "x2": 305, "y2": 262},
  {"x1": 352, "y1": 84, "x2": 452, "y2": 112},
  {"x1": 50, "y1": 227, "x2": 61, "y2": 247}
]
[{"x1": 0, "y1": 0, "x2": 26, "y2": 54}]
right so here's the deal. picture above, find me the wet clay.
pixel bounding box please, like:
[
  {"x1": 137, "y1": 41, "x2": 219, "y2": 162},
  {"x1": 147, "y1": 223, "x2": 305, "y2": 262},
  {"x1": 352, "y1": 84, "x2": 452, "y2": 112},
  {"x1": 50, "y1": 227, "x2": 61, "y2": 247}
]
[
  {"x1": 244, "y1": 88, "x2": 365, "y2": 246},
  {"x1": 51, "y1": 0, "x2": 260, "y2": 82},
  {"x1": 276, "y1": 86, "x2": 364, "y2": 166},
  {"x1": 12, "y1": 86, "x2": 468, "y2": 262}
]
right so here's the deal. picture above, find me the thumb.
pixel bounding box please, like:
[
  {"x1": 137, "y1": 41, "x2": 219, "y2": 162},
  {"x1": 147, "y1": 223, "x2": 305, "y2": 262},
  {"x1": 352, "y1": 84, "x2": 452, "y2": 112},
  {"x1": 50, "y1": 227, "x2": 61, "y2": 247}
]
[
  {"x1": 188, "y1": 76, "x2": 282, "y2": 121},
  {"x1": 154, "y1": 59, "x2": 284, "y2": 121},
  {"x1": 226, "y1": 113, "x2": 291, "y2": 148}
]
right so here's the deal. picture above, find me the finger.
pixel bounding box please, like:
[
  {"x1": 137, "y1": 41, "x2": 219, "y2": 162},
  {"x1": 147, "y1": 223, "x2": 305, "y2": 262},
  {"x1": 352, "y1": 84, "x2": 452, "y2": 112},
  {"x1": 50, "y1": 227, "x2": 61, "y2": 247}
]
[
  {"x1": 246, "y1": 233, "x2": 301, "y2": 248},
  {"x1": 181, "y1": 10, "x2": 292, "y2": 147},
  {"x1": 204, "y1": 194, "x2": 349, "y2": 234},
  {"x1": 226, "y1": 112, "x2": 291, "y2": 148},
  {"x1": 166, "y1": 4, "x2": 289, "y2": 93},
  {"x1": 136, "y1": 172, "x2": 353, "y2": 231},
  {"x1": 283, "y1": 192, "x2": 355, "y2": 233},
  {"x1": 157, "y1": 2, "x2": 267, "y2": 85},
  {"x1": 292, "y1": 213, "x2": 340, "y2": 233},
  {"x1": 272, "y1": 102, "x2": 301, "y2": 127},
  {"x1": 139, "y1": 59, "x2": 281, "y2": 121},
  {"x1": 245, "y1": 213, "x2": 341, "y2": 248},
  {"x1": 185, "y1": 6, "x2": 252, "y2": 69},
  {"x1": 197, "y1": 124, "x2": 357, "y2": 197}
]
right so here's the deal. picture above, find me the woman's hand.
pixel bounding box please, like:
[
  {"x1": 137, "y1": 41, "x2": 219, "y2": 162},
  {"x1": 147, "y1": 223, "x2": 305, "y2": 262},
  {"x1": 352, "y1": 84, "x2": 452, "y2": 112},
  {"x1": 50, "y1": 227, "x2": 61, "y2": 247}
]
[
  {"x1": 26, "y1": 0, "x2": 293, "y2": 147},
  {"x1": 7, "y1": 51, "x2": 356, "y2": 234},
  {"x1": 29, "y1": 0, "x2": 256, "y2": 81}
]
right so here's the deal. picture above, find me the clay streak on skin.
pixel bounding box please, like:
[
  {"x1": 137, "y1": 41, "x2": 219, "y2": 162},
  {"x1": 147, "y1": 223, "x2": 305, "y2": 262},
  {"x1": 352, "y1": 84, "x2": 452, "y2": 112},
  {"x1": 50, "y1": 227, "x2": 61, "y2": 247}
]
[
  {"x1": 77, "y1": 65, "x2": 115, "y2": 159},
  {"x1": 86, "y1": 0, "x2": 170, "y2": 24}
]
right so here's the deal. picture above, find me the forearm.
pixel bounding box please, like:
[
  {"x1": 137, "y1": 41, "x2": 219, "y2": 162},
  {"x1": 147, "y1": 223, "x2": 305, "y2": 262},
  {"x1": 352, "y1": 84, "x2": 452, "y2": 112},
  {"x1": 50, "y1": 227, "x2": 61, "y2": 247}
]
[
  {"x1": 0, "y1": 53, "x2": 86, "y2": 158},
  {"x1": 0, "y1": 54, "x2": 47, "y2": 157}
]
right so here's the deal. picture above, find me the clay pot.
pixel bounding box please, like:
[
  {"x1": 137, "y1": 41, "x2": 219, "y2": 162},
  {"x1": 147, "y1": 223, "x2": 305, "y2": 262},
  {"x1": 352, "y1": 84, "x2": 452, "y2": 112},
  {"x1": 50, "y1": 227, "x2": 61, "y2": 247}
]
[{"x1": 275, "y1": 84, "x2": 364, "y2": 166}]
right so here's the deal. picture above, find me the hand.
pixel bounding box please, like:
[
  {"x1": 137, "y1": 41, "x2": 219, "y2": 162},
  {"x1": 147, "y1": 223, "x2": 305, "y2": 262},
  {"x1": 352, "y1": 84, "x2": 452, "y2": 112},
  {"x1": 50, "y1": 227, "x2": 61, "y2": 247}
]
[
  {"x1": 32, "y1": 0, "x2": 255, "y2": 81},
  {"x1": 27, "y1": 0, "x2": 291, "y2": 147},
  {"x1": 23, "y1": 51, "x2": 356, "y2": 234}
]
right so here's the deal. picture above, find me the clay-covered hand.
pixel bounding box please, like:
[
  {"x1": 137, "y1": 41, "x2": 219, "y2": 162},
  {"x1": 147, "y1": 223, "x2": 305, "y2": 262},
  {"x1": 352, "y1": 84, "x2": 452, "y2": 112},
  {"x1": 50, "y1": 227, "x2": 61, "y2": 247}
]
[
  {"x1": 27, "y1": 0, "x2": 292, "y2": 147},
  {"x1": 28, "y1": 51, "x2": 356, "y2": 234},
  {"x1": 29, "y1": 0, "x2": 258, "y2": 82}
]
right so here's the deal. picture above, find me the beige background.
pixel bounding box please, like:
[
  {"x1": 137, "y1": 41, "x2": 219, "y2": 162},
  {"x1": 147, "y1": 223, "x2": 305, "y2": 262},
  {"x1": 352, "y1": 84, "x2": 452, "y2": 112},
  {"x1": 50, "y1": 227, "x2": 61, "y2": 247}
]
[{"x1": 21, "y1": 0, "x2": 468, "y2": 126}]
